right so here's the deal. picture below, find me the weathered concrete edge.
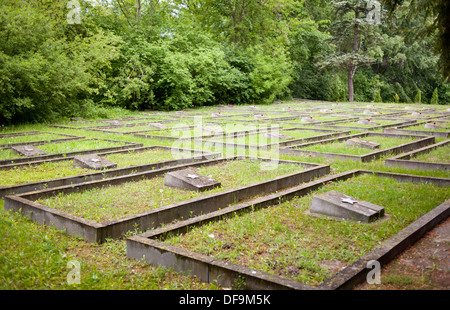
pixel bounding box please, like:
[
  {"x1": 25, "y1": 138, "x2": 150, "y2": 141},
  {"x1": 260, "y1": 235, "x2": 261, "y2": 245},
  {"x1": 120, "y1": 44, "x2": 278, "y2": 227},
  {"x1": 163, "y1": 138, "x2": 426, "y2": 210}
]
[{"x1": 126, "y1": 170, "x2": 449, "y2": 290}]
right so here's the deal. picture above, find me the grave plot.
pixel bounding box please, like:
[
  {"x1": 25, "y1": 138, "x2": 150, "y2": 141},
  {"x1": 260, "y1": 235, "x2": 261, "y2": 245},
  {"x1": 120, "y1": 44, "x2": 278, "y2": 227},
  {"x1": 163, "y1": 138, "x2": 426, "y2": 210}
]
[
  {"x1": 4, "y1": 157, "x2": 329, "y2": 243},
  {"x1": 88, "y1": 121, "x2": 194, "y2": 135},
  {"x1": 204, "y1": 127, "x2": 350, "y2": 152},
  {"x1": 0, "y1": 138, "x2": 142, "y2": 169},
  {"x1": 280, "y1": 132, "x2": 435, "y2": 162},
  {"x1": 317, "y1": 118, "x2": 417, "y2": 132},
  {"x1": 0, "y1": 131, "x2": 83, "y2": 149},
  {"x1": 385, "y1": 139, "x2": 450, "y2": 172},
  {"x1": 126, "y1": 170, "x2": 449, "y2": 290},
  {"x1": 132, "y1": 123, "x2": 280, "y2": 147},
  {"x1": 383, "y1": 120, "x2": 450, "y2": 138},
  {"x1": 0, "y1": 146, "x2": 221, "y2": 198},
  {"x1": 282, "y1": 115, "x2": 359, "y2": 127}
]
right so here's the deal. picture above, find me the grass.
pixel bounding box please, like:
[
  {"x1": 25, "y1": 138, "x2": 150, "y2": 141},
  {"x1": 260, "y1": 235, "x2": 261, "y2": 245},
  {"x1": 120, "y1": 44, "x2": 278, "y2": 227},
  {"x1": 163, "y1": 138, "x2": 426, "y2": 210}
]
[
  {"x1": 164, "y1": 174, "x2": 450, "y2": 286},
  {"x1": 401, "y1": 123, "x2": 449, "y2": 132},
  {"x1": 297, "y1": 135, "x2": 417, "y2": 155},
  {"x1": 37, "y1": 159, "x2": 305, "y2": 222}
]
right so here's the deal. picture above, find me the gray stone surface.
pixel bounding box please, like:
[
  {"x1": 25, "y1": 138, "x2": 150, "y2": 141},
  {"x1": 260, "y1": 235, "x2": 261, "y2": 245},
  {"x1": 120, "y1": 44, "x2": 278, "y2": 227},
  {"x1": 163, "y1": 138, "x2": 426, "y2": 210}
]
[
  {"x1": 73, "y1": 154, "x2": 117, "y2": 170},
  {"x1": 253, "y1": 114, "x2": 267, "y2": 120},
  {"x1": 203, "y1": 126, "x2": 224, "y2": 134},
  {"x1": 346, "y1": 138, "x2": 380, "y2": 150},
  {"x1": 164, "y1": 168, "x2": 221, "y2": 192},
  {"x1": 104, "y1": 120, "x2": 123, "y2": 126},
  {"x1": 11, "y1": 145, "x2": 47, "y2": 157},
  {"x1": 310, "y1": 190, "x2": 385, "y2": 223}
]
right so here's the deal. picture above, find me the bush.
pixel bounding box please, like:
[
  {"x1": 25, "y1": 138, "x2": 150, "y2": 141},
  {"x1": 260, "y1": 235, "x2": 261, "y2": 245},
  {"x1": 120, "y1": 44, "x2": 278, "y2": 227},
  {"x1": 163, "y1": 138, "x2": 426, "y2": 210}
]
[{"x1": 430, "y1": 87, "x2": 438, "y2": 105}]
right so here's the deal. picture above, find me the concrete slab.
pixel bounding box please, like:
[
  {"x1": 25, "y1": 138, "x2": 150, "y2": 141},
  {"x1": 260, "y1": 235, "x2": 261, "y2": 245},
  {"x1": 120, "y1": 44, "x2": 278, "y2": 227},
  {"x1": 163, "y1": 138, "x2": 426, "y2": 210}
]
[
  {"x1": 73, "y1": 154, "x2": 117, "y2": 170},
  {"x1": 310, "y1": 190, "x2": 385, "y2": 223},
  {"x1": 11, "y1": 145, "x2": 47, "y2": 157},
  {"x1": 164, "y1": 167, "x2": 221, "y2": 192}
]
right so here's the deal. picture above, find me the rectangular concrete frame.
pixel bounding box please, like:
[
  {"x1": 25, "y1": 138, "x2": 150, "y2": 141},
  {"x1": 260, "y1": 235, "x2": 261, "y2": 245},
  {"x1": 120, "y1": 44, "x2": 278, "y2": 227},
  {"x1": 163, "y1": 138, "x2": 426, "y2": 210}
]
[
  {"x1": 126, "y1": 170, "x2": 450, "y2": 290},
  {"x1": 201, "y1": 128, "x2": 351, "y2": 152},
  {"x1": 3, "y1": 156, "x2": 330, "y2": 243},
  {"x1": 280, "y1": 132, "x2": 435, "y2": 162},
  {"x1": 385, "y1": 139, "x2": 450, "y2": 171},
  {"x1": 0, "y1": 145, "x2": 222, "y2": 198},
  {"x1": 383, "y1": 120, "x2": 449, "y2": 138},
  {"x1": 0, "y1": 131, "x2": 84, "y2": 149},
  {"x1": 0, "y1": 138, "x2": 143, "y2": 169}
]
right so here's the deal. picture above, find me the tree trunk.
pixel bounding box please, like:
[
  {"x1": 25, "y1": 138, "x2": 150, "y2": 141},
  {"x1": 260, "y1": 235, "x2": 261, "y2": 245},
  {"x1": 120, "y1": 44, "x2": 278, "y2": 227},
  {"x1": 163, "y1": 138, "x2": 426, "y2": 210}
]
[{"x1": 348, "y1": 8, "x2": 359, "y2": 102}]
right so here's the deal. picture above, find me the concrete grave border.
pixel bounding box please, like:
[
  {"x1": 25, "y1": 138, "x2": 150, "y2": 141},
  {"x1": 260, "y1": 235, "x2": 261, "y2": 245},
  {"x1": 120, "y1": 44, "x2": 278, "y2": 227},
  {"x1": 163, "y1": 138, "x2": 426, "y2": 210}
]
[
  {"x1": 4, "y1": 156, "x2": 330, "y2": 243},
  {"x1": 126, "y1": 169, "x2": 450, "y2": 290},
  {"x1": 202, "y1": 127, "x2": 351, "y2": 151},
  {"x1": 0, "y1": 145, "x2": 221, "y2": 198},
  {"x1": 0, "y1": 138, "x2": 142, "y2": 169},
  {"x1": 0, "y1": 131, "x2": 83, "y2": 149},
  {"x1": 385, "y1": 139, "x2": 450, "y2": 171},
  {"x1": 313, "y1": 118, "x2": 418, "y2": 131},
  {"x1": 280, "y1": 132, "x2": 435, "y2": 162}
]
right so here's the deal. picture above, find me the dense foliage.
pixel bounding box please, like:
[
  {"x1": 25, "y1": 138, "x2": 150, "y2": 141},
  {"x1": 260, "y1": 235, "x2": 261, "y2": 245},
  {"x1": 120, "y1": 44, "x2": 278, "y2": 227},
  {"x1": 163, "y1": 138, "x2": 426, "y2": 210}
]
[{"x1": 0, "y1": 0, "x2": 448, "y2": 124}]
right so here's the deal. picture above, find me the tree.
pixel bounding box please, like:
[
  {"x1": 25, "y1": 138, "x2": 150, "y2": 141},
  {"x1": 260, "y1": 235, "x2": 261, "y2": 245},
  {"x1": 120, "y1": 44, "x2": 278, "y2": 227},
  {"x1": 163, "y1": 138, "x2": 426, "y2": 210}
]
[
  {"x1": 430, "y1": 87, "x2": 438, "y2": 104},
  {"x1": 321, "y1": 0, "x2": 384, "y2": 102}
]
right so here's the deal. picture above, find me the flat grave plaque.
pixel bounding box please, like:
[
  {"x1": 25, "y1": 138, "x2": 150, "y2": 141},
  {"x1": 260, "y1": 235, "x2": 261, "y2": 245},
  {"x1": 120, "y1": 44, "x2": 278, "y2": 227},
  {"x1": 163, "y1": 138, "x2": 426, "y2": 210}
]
[
  {"x1": 73, "y1": 154, "x2": 117, "y2": 170},
  {"x1": 11, "y1": 145, "x2": 47, "y2": 157},
  {"x1": 149, "y1": 123, "x2": 168, "y2": 130},
  {"x1": 164, "y1": 167, "x2": 221, "y2": 192},
  {"x1": 424, "y1": 122, "x2": 444, "y2": 130},
  {"x1": 310, "y1": 190, "x2": 385, "y2": 223}
]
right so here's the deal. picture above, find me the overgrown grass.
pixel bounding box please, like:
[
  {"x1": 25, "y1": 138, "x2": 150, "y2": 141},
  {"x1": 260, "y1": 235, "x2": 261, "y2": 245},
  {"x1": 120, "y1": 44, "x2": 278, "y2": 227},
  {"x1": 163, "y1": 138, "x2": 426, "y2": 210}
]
[{"x1": 413, "y1": 145, "x2": 450, "y2": 164}]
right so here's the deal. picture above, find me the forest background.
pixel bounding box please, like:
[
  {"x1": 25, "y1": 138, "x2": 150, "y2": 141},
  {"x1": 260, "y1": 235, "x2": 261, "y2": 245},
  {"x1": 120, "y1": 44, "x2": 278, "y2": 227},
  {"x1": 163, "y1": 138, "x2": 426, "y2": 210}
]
[{"x1": 1, "y1": 0, "x2": 449, "y2": 124}]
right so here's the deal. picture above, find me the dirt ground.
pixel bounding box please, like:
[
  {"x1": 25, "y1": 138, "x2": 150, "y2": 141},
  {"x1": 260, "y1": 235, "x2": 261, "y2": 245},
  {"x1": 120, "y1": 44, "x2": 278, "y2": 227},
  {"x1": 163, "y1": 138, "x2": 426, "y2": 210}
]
[{"x1": 355, "y1": 217, "x2": 450, "y2": 290}]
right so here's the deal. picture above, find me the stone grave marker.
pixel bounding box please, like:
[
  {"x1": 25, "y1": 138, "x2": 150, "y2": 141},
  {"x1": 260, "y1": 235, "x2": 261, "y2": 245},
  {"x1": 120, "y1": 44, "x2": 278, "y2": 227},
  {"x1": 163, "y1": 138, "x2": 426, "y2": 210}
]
[
  {"x1": 203, "y1": 125, "x2": 224, "y2": 134},
  {"x1": 73, "y1": 154, "x2": 117, "y2": 170},
  {"x1": 211, "y1": 112, "x2": 222, "y2": 117},
  {"x1": 254, "y1": 114, "x2": 267, "y2": 120},
  {"x1": 11, "y1": 145, "x2": 47, "y2": 157},
  {"x1": 346, "y1": 137, "x2": 380, "y2": 150},
  {"x1": 357, "y1": 119, "x2": 379, "y2": 126},
  {"x1": 164, "y1": 167, "x2": 221, "y2": 192},
  {"x1": 310, "y1": 190, "x2": 385, "y2": 223},
  {"x1": 301, "y1": 116, "x2": 315, "y2": 123},
  {"x1": 411, "y1": 112, "x2": 423, "y2": 117},
  {"x1": 424, "y1": 122, "x2": 444, "y2": 130}
]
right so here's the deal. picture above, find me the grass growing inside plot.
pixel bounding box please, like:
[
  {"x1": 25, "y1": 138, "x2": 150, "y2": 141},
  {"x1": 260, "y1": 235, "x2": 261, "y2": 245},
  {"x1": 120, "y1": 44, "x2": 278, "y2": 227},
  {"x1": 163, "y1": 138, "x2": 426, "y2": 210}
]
[
  {"x1": 0, "y1": 148, "x2": 181, "y2": 186},
  {"x1": 297, "y1": 135, "x2": 417, "y2": 155},
  {"x1": 412, "y1": 145, "x2": 450, "y2": 164},
  {"x1": 0, "y1": 133, "x2": 71, "y2": 146},
  {"x1": 37, "y1": 159, "x2": 304, "y2": 222},
  {"x1": 0, "y1": 139, "x2": 128, "y2": 160},
  {"x1": 334, "y1": 119, "x2": 399, "y2": 127},
  {"x1": 164, "y1": 174, "x2": 450, "y2": 286}
]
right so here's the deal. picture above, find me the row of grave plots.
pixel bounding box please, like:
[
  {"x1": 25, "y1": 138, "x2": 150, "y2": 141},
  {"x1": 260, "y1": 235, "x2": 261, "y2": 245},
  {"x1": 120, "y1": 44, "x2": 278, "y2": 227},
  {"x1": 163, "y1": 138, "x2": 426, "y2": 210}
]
[{"x1": 1, "y1": 100, "x2": 449, "y2": 290}]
